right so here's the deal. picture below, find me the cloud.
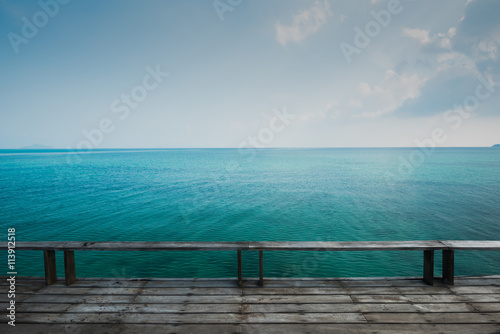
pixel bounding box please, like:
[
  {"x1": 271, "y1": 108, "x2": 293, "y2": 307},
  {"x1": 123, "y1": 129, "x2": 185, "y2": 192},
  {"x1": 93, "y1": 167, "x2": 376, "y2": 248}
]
[
  {"x1": 354, "y1": 70, "x2": 428, "y2": 118},
  {"x1": 403, "y1": 28, "x2": 430, "y2": 44},
  {"x1": 275, "y1": 1, "x2": 332, "y2": 46},
  {"x1": 397, "y1": 0, "x2": 500, "y2": 119},
  {"x1": 452, "y1": 0, "x2": 500, "y2": 62},
  {"x1": 402, "y1": 27, "x2": 456, "y2": 50},
  {"x1": 356, "y1": 81, "x2": 382, "y2": 97}
]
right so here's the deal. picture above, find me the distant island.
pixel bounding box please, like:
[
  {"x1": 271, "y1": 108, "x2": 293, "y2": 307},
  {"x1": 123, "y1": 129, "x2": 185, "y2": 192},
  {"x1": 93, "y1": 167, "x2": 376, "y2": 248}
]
[
  {"x1": 493, "y1": 144, "x2": 500, "y2": 148},
  {"x1": 20, "y1": 144, "x2": 54, "y2": 150}
]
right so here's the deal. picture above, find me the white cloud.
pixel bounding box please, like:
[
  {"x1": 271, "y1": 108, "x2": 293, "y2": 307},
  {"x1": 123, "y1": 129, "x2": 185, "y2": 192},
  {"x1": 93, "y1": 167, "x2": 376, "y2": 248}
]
[
  {"x1": 323, "y1": 101, "x2": 340, "y2": 118},
  {"x1": 402, "y1": 28, "x2": 430, "y2": 44},
  {"x1": 436, "y1": 51, "x2": 477, "y2": 72},
  {"x1": 275, "y1": 1, "x2": 332, "y2": 46},
  {"x1": 478, "y1": 40, "x2": 499, "y2": 60},
  {"x1": 403, "y1": 27, "x2": 456, "y2": 50},
  {"x1": 356, "y1": 82, "x2": 383, "y2": 97},
  {"x1": 354, "y1": 70, "x2": 428, "y2": 118}
]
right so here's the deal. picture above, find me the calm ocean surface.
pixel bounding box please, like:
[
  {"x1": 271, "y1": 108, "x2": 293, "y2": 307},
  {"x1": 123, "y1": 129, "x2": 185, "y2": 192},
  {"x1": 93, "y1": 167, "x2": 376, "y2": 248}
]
[{"x1": 1, "y1": 148, "x2": 499, "y2": 279}]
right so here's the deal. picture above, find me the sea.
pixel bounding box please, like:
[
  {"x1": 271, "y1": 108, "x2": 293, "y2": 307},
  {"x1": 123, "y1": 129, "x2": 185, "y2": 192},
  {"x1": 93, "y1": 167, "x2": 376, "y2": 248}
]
[{"x1": 1, "y1": 148, "x2": 499, "y2": 279}]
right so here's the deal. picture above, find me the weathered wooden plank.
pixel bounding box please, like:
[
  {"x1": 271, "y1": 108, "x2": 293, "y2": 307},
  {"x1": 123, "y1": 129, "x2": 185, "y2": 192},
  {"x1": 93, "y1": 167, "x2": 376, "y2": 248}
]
[
  {"x1": 440, "y1": 240, "x2": 500, "y2": 250},
  {"x1": 0, "y1": 294, "x2": 31, "y2": 303},
  {"x1": 247, "y1": 279, "x2": 343, "y2": 288},
  {"x1": 11, "y1": 302, "x2": 475, "y2": 314},
  {"x1": 353, "y1": 293, "x2": 500, "y2": 304},
  {"x1": 242, "y1": 286, "x2": 451, "y2": 295},
  {"x1": 14, "y1": 312, "x2": 367, "y2": 324},
  {"x1": 238, "y1": 324, "x2": 500, "y2": 334},
  {"x1": 1, "y1": 324, "x2": 240, "y2": 334},
  {"x1": 461, "y1": 294, "x2": 500, "y2": 302},
  {"x1": 16, "y1": 294, "x2": 136, "y2": 304},
  {"x1": 14, "y1": 285, "x2": 455, "y2": 296},
  {"x1": 364, "y1": 312, "x2": 500, "y2": 323},
  {"x1": 20, "y1": 278, "x2": 238, "y2": 289},
  {"x1": 0, "y1": 276, "x2": 442, "y2": 285},
  {"x1": 16, "y1": 286, "x2": 244, "y2": 295},
  {"x1": 2, "y1": 240, "x2": 499, "y2": 251},
  {"x1": 135, "y1": 294, "x2": 353, "y2": 304},
  {"x1": 4, "y1": 324, "x2": 500, "y2": 334},
  {"x1": 450, "y1": 286, "x2": 500, "y2": 294},
  {"x1": 13, "y1": 303, "x2": 241, "y2": 314},
  {"x1": 351, "y1": 294, "x2": 466, "y2": 303},
  {"x1": 469, "y1": 302, "x2": 500, "y2": 312},
  {"x1": 239, "y1": 302, "x2": 475, "y2": 314},
  {"x1": 454, "y1": 276, "x2": 500, "y2": 286},
  {"x1": 249, "y1": 240, "x2": 447, "y2": 251},
  {"x1": 341, "y1": 278, "x2": 436, "y2": 288},
  {"x1": 26, "y1": 277, "x2": 440, "y2": 289},
  {"x1": 4, "y1": 277, "x2": 386, "y2": 289},
  {"x1": 0, "y1": 324, "x2": 495, "y2": 334},
  {"x1": 0, "y1": 241, "x2": 251, "y2": 251}
]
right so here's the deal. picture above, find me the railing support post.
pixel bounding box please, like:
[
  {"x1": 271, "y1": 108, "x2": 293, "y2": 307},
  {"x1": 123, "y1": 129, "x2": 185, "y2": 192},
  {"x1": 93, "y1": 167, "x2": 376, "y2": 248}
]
[
  {"x1": 423, "y1": 250, "x2": 434, "y2": 286},
  {"x1": 442, "y1": 250, "x2": 454, "y2": 285},
  {"x1": 259, "y1": 250, "x2": 264, "y2": 286},
  {"x1": 64, "y1": 251, "x2": 76, "y2": 286},
  {"x1": 43, "y1": 250, "x2": 57, "y2": 285},
  {"x1": 237, "y1": 250, "x2": 242, "y2": 287}
]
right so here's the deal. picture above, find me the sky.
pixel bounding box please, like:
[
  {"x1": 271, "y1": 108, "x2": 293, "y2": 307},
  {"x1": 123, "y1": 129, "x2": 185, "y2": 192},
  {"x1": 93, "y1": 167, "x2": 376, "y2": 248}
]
[{"x1": 0, "y1": 0, "x2": 499, "y2": 149}]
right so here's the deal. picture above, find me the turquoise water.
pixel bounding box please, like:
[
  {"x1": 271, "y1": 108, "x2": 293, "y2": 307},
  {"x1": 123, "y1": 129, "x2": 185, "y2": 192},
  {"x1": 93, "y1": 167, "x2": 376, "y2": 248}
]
[{"x1": 1, "y1": 148, "x2": 500, "y2": 279}]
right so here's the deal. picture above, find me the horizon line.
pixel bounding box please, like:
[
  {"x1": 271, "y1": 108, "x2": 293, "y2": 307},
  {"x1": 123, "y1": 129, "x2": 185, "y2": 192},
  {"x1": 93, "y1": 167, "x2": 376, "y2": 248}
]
[{"x1": 2, "y1": 146, "x2": 500, "y2": 150}]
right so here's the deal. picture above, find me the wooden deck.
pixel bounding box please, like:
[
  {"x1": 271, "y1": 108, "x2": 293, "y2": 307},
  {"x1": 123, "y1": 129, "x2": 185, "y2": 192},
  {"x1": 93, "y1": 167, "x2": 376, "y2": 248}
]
[{"x1": 2, "y1": 275, "x2": 500, "y2": 333}]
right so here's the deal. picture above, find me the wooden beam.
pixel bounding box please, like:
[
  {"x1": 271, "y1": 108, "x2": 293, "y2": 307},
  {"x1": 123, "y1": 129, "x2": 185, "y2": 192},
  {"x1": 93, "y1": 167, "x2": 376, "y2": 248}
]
[
  {"x1": 259, "y1": 251, "x2": 264, "y2": 286},
  {"x1": 442, "y1": 250, "x2": 454, "y2": 285},
  {"x1": 423, "y1": 250, "x2": 434, "y2": 286},
  {"x1": 249, "y1": 241, "x2": 447, "y2": 251},
  {"x1": 440, "y1": 240, "x2": 500, "y2": 250},
  {"x1": 64, "y1": 251, "x2": 76, "y2": 286},
  {"x1": 237, "y1": 250, "x2": 242, "y2": 287},
  {"x1": 43, "y1": 250, "x2": 57, "y2": 285},
  {"x1": 0, "y1": 241, "x2": 251, "y2": 251},
  {"x1": 3, "y1": 240, "x2": 500, "y2": 251}
]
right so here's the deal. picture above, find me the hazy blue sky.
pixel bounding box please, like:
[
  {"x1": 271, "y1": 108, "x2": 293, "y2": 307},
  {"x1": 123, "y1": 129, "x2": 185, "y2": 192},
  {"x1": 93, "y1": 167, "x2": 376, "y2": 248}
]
[{"x1": 1, "y1": 0, "x2": 499, "y2": 148}]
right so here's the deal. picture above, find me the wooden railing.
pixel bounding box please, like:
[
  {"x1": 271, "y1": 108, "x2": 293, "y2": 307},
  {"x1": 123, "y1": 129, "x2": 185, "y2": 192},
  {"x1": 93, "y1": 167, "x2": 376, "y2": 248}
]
[{"x1": 2, "y1": 240, "x2": 499, "y2": 287}]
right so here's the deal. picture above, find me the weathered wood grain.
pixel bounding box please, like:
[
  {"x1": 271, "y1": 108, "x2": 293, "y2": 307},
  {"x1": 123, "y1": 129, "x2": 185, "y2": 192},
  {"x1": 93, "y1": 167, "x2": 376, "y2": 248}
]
[
  {"x1": 11, "y1": 302, "x2": 475, "y2": 314},
  {"x1": 3, "y1": 276, "x2": 500, "y2": 333},
  {"x1": 4, "y1": 324, "x2": 500, "y2": 334},
  {"x1": 364, "y1": 312, "x2": 500, "y2": 323},
  {"x1": 3, "y1": 239, "x2": 498, "y2": 251},
  {"x1": 14, "y1": 312, "x2": 367, "y2": 324}
]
